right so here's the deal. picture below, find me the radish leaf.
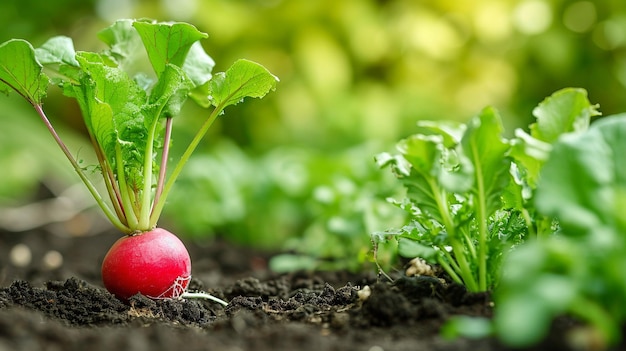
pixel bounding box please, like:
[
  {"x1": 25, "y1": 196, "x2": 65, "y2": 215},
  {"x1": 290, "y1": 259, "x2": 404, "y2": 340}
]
[
  {"x1": 133, "y1": 20, "x2": 208, "y2": 79},
  {"x1": 0, "y1": 39, "x2": 49, "y2": 104},
  {"x1": 35, "y1": 36, "x2": 79, "y2": 67},
  {"x1": 0, "y1": 19, "x2": 278, "y2": 233},
  {"x1": 148, "y1": 63, "x2": 194, "y2": 118},
  {"x1": 183, "y1": 42, "x2": 215, "y2": 86},
  {"x1": 208, "y1": 59, "x2": 279, "y2": 109},
  {"x1": 97, "y1": 19, "x2": 149, "y2": 77},
  {"x1": 72, "y1": 52, "x2": 148, "y2": 177}
]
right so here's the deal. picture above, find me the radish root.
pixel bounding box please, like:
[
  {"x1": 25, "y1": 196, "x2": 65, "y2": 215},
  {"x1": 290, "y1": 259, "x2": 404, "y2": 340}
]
[
  {"x1": 147, "y1": 275, "x2": 229, "y2": 306},
  {"x1": 181, "y1": 291, "x2": 229, "y2": 306}
]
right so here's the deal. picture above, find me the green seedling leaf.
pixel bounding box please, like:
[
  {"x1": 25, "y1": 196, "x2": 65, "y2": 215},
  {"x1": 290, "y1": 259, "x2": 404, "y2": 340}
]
[
  {"x1": 530, "y1": 87, "x2": 599, "y2": 143},
  {"x1": 441, "y1": 316, "x2": 493, "y2": 340},
  {"x1": 133, "y1": 20, "x2": 208, "y2": 78},
  {"x1": 509, "y1": 128, "x2": 552, "y2": 189},
  {"x1": 415, "y1": 120, "x2": 465, "y2": 148},
  {"x1": 460, "y1": 107, "x2": 511, "y2": 291},
  {"x1": 35, "y1": 36, "x2": 79, "y2": 67},
  {"x1": 496, "y1": 292, "x2": 553, "y2": 346},
  {"x1": 269, "y1": 254, "x2": 319, "y2": 273},
  {"x1": 437, "y1": 148, "x2": 474, "y2": 194},
  {"x1": 461, "y1": 106, "x2": 511, "y2": 217},
  {"x1": 0, "y1": 39, "x2": 49, "y2": 104},
  {"x1": 208, "y1": 59, "x2": 279, "y2": 109},
  {"x1": 394, "y1": 134, "x2": 446, "y2": 223},
  {"x1": 535, "y1": 113, "x2": 626, "y2": 235},
  {"x1": 408, "y1": 120, "x2": 474, "y2": 194},
  {"x1": 397, "y1": 134, "x2": 442, "y2": 174},
  {"x1": 497, "y1": 114, "x2": 626, "y2": 349},
  {"x1": 495, "y1": 236, "x2": 585, "y2": 347},
  {"x1": 397, "y1": 236, "x2": 437, "y2": 260}
]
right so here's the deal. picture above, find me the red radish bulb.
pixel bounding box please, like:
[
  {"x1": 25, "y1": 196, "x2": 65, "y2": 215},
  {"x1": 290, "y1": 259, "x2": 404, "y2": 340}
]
[{"x1": 101, "y1": 228, "x2": 192, "y2": 301}]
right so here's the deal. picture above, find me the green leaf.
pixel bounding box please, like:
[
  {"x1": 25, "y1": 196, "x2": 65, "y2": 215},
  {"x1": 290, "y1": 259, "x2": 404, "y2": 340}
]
[
  {"x1": 0, "y1": 20, "x2": 278, "y2": 233},
  {"x1": 98, "y1": 19, "x2": 144, "y2": 62},
  {"x1": 0, "y1": 39, "x2": 49, "y2": 104},
  {"x1": 530, "y1": 87, "x2": 600, "y2": 143},
  {"x1": 397, "y1": 237, "x2": 437, "y2": 260},
  {"x1": 182, "y1": 41, "x2": 215, "y2": 86},
  {"x1": 461, "y1": 106, "x2": 511, "y2": 216},
  {"x1": 441, "y1": 316, "x2": 493, "y2": 340},
  {"x1": 133, "y1": 20, "x2": 208, "y2": 78},
  {"x1": 269, "y1": 254, "x2": 319, "y2": 273},
  {"x1": 535, "y1": 113, "x2": 626, "y2": 235},
  {"x1": 71, "y1": 52, "x2": 149, "y2": 183},
  {"x1": 404, "y1": 120, "x2": 474, "y2": 194},
  {"x1": 208, "y1": 59, "x2": 279, "y2": 109},
  {"x1": 495, "y1": 293, "x2": 553, "y2": 347},
  {"x1": 394, "y1": 134, "x2": 445, "y2": 223},
  {"x1": 509, "y1": 128, "x2": 552, "y2": 189},
  {"x1": 35, "y1": 36, "x2": 79, "y2": 67},
  {"x1": 436, "y1": 148, "x2": 474, "y2": 194},
  {"x1": 397, "y1": 134, "x2": 442, "y2": 174},
  {"x1": 495, "y1": 237, "x2": 583, "y2": 347},
  {"x1": 148, "y1": 63, "x2": 194, "y2": 118},
  {"x1": 415, "y1": 120, "x2": 466, "y2": 148}
]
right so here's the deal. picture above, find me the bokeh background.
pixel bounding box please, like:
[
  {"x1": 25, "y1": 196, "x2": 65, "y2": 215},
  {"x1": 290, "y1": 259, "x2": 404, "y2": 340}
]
[{"x1": 1, "y1": 0, "x2": 625, "y2": 270}]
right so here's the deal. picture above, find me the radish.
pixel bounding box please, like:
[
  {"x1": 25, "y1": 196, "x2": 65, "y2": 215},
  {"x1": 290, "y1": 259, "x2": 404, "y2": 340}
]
[
  {"x1": 0, "y1": 19, "x2": 277, "y2": 304},
  {"x1": 101, "y1": 228, "x2": 191, "y2": 301}
]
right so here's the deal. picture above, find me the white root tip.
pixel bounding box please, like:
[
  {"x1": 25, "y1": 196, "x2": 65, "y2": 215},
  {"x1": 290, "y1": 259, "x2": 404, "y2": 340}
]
[
  {"x1": 181, "y1": 291, "x2": 229, "y2": 306},
  {"x1": 146, "y1": 275, "x2": 228, "y2": 306}
]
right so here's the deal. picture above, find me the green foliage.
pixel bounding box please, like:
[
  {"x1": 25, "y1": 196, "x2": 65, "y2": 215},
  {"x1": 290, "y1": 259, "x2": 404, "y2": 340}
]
[
  {"x1": 0, "y1": 40, "x2": 49, "y2": 104},
  {"x1": 164, "y1": 141, "x2": 404, "y2": 271},
  {"x1": 495, "y1": 113, "x2": 626, "y2": 348},
  {"x1": 376, "y1": 88, "x2": 598, "y2": 292},
  {"x1": 0, "y1": 19, "x2": 277, "y2": 233}
]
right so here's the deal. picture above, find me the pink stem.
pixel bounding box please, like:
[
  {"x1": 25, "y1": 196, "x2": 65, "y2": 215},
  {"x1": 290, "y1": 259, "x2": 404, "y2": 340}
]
[{"x1": 151, "y1": 117, "x2": 173, "y2": 215}]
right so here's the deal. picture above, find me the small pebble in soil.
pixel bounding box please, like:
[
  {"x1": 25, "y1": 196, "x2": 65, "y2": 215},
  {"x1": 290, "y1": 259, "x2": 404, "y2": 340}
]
[
  {"x1": 405, "y1": 257, "x2": 434, "y2": 277},
  {"x1": 357, "y1": 285, "x2": 371, "y2": 301}
]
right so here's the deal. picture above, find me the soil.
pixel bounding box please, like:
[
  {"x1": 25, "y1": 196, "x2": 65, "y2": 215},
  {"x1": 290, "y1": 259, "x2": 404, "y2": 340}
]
[{"x1": 0, "y1": 223, "x2": 617, "y2": 351}]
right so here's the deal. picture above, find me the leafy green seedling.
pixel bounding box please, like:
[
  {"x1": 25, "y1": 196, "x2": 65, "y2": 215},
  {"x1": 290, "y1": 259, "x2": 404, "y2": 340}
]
[
  {"x1": 0, "y1": 19, "x2": 278, "y2": 302},
  {"x1": 374, "y1": 88, "x2": 599, "y2": 292},
  {"x1": 495, "y1": 113, "x2": 626, "y2": 349}
]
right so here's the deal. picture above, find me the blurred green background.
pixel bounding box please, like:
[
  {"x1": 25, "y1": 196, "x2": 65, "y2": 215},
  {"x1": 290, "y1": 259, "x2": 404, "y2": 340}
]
[{"x1": 1, "y1": 0, "x2": 625, "y2": 270}]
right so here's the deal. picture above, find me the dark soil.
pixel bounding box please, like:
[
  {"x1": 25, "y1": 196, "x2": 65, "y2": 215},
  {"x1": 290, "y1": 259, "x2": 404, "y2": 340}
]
[{"x1": 0, "y1": 225, "x2": 611, "y2": 351}]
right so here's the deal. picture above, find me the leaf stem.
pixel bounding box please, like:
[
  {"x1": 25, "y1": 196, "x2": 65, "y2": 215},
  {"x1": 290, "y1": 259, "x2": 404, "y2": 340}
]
[
  {"x1": 138, "y1": 113, "x2": 161, "y2": 229},
  {"x1": 439, "y1": 249, "x2": 463, "y2": 284},
  {"x1": 431, "y1": 178, "x2": 478, "y2": 291},
  {"x1": 470, "y1": 140, "x2": 488, "y2": 292},
  {"x1": 115, "y1": 142, "x2": 139, "y2": 230},
  {"x1": 150, "y1": 104, "x2": 224, "y2": 225},
  {"x1": 32, "y1": 104, "x2": 130, "y2": 233},
  {"x1": 88, "y1": 132, "x2": 127, "y2": 225},
  {"x1": 151, "y1": 117, "x2": 172, "y2": 217}
]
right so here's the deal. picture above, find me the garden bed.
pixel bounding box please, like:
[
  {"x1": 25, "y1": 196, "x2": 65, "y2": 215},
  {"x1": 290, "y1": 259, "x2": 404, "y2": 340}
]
[{"x1": 0, "y1": 226, "x2": 587, "y2": 351}]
